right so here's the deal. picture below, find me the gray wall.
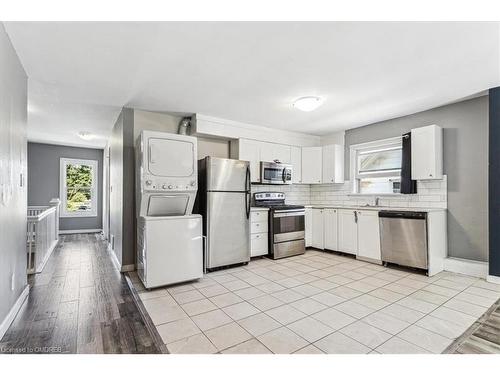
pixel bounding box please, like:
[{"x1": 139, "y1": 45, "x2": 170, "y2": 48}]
[
  {"x1": 108, "y1": 108, "x2": 135, "y2": 267},
  {"x1": 0, "y1": 25, "x2": 28, "y2": 331},
  {"x1": 344, "y1": 96, "x2": 489, "y2": 262},
  {"x1": 27, "y1": 143, "x2": 103, "y2": 231}
]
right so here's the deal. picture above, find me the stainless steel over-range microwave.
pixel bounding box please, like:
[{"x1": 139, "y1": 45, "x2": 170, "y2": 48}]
[{"x1": 260, "y1": 161, "x2": 292, "y2": 185}]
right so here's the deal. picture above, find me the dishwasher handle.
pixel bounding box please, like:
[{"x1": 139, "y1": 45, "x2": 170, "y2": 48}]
[{"x1": 378, "y1": 210, "x2": 427, "y2": 219}]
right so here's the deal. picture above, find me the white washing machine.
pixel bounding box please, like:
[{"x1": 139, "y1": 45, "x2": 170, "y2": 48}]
[{"x1": 136, "y1": 131, "x2": 203, "y2": 289}]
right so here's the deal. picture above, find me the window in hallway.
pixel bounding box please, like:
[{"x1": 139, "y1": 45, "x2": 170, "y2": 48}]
[{"x1": 60, "y1": 158, "x2": 98, "y2": 217}]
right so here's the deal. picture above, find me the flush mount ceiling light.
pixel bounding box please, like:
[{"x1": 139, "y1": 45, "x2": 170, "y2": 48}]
[
  {"x1": 292, "y1": 96, "x2": 324, "y2": 112},
  {"x1": 78, "y1": 131, "x2": 94, "y2": 141}
]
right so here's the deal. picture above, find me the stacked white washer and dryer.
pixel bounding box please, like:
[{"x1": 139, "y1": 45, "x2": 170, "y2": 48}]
[{"x1": 136, "y1": 130, "x2": 204, "y2": 289}]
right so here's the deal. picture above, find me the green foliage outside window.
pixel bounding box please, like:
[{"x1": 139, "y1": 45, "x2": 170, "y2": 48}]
[{"x1": 66, "y1": 164, "x2": 93, "y2": 211}]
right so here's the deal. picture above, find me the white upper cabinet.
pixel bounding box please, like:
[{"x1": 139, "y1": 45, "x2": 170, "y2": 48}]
[
  {"x1": 290, "y1": 146, "x2": 302, "y2": 184},
  {"x1": 260, "y1": 142, "x2": 291, "y2": 164},
  {"x1": 323, "y1": 208, "x2": 338, "y2": 251},
  {"x1": 301, "y1": 147, "x2": 323, "y2": 184},
  {"x1": 356, "y1": 210, "x2": 381, "y2": 262},
  {"x1": 231, "y1": 139, "x2": 261, "y2": 183},
  {"x1": 312, "y1": 208, "x2": 325, "y2": 249},
  {"x1": 411, "y1": 125, "x2": 443, "y2": 180},
  {"x1": 322, "y1": 144, "x2": 344, "y2": 184}
]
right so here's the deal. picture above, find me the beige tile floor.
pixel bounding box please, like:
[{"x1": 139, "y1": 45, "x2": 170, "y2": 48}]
[{"x1": 130, "y1": 250, "x2": 500, "y2": 354}]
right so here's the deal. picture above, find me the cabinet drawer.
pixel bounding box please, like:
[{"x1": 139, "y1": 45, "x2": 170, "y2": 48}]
[
  {"x1": 251, "y1": 210, "x2": 268, "y2": 223},
  {"x1": 251, "y1": 221, "x2": 268, "y2": 234},
  {"x1": 251, "y1": 233, "x2": 268, "y2": 257}
]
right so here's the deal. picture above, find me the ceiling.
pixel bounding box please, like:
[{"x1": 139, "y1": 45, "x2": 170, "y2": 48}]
[{"x1": 4, "y1": 22, "x2": 500, "y2": 148}]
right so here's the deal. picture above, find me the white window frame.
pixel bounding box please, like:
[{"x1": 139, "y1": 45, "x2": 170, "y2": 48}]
[
  {"x1": 60, "y1": 158, "x2": 98, "y2": 217},
  {"x1": 350, "y1": 136, "x2": 402, "y2": 195}
]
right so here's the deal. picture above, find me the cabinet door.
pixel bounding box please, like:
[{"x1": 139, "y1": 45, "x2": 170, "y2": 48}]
[
  {"x1": 323, "y1": 209, "x2": 338, "y2": 251},
  {"x1": 322, "y1": 144, "x2": 344, "y2": 184},
  {"x1": 338, "y1": 209, "x2": 357, "y2": 255},
  {"x1": 411, "y1": 125, "x2": 443, "y2": 180},
  {"x1": 290, "y1": 146, "x2": 302, "y2": 184},
  {"x1": 312, "y1": 209, "x2": 324, "y2": 249},
  {"x1": 301, "y1": 147, "x2": 323, "y2": 184},
  {"x1": 356, "y1": 210, "x2": 381, "y2": 261},
  {"x1": 239, "y1": 139, "x2": 261, "y2": 183},
  {"x1": 305, "y1": 207, "x2": 313, "y2": 247},
  {"x1": 260, "y1": 142, "x2": 291, "y2": 164}
]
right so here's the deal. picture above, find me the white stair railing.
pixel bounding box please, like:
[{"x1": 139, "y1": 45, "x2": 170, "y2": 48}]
[{"x1": 27, "y1": 198, "x2": 61, "y2": 274}]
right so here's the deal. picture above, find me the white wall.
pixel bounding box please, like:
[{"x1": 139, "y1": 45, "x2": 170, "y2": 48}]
[
  {"x1": 133, "y1": 110, "x2": 230, "y2": 159},
  {"x1": 320, "y1": 130, "x2": 345, "y2": 146},
  {"x1": 0, "y1": 24, "x2": 28, "y2": 331}
]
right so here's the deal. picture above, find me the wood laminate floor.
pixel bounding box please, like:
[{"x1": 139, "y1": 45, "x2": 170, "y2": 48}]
[
  {"x1": 449, "y1": 299, "x2": 500, "y2": 354},
  {"x1": 0, "y1": 234, "x2": 159, "y2": 354}
]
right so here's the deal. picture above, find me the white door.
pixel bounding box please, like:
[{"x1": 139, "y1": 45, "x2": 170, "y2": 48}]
[
  {"x1": 301, "y1": 147, "x2": 322, "y2": 184},
  {"x1": 290, "y1": 146, "x2": 302, "y2": 184},
  {"x1": 312, "y1": 208, "x2": 324, "y2": 249},
  {"x1": 324, "y1": 209, "x2": 338, "y2": 251},
  {"x1": 305, "y1": 207, "x2": 313, "y2": 247},
  {"x1": 239, "y1": 139, "x2": 261, "y2": 183},
  {"x1": 356, "y1": 210, "x2": 381, "y2": 262},
  {"x1": 338, "y1": 209, "x2": 358, "y2": 255}
]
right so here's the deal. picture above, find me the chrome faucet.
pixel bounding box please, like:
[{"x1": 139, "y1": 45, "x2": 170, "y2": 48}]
[{"x1": 374, "y1": 197, "x2": 380, "y2": 206}]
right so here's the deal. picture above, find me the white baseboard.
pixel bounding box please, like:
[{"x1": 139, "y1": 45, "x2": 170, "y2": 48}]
[
  {"x1": 0, "y1": 285, "x2": 29, "y2": 341},
  {"x1": 109, "y1": 245, "x2": 122, "y2": 271},
  {"x1": 107, "y1": 243, "x2": 134, "y2": 272},
  {"x1": 443, "y1": 257, "x2": 488, "y2": 278},
  {"x1": 486, "y1": 274, "x2": 500, "y2": 284},
  {"x1": 121, "y1": 264, "x2": 135, "y2": 272},
  {"x1": 59, "y1": 229, "x2": 102, "y2": 234},
  {"x1": 35, "y1": 239, "x2": 58, "y2": 273}
]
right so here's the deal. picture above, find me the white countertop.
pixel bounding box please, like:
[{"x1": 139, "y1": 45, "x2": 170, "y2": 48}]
[{"x1": 304, "y1": 205, "x2": 446, "y2": 213}]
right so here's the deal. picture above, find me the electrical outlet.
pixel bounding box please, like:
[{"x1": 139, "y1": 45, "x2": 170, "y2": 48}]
[{"x1": 11, "y1": 272, "x2": 15, "y2": 291}]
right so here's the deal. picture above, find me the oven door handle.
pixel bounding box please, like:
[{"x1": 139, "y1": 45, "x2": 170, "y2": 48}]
[{"x1": 274, "y1": 211, "x2": 305, "y2": 218}]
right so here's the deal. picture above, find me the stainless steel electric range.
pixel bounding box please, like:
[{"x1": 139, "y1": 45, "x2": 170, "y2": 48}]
[{"x1": 254, "y1": 192, "x2": 305, "y2": 259}]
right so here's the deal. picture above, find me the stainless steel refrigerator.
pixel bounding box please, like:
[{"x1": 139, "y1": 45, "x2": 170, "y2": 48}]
[{"x1": 195, "y1": 157, "x2": 251, "y2": 270}]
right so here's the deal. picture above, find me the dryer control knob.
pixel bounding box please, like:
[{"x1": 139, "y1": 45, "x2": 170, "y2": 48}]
[
  {"x1": 162, "y1": 184, "x2": 167, "y2": 189},
  {"x1": 190, "y1": 180, "x2": 196, "y2": 186},
  {"x1": 145, "y1": 180, "x2": 152, "y2": 186},
  {"x1": 168, "y1": 185, "x2": 174, "y2": 189}
]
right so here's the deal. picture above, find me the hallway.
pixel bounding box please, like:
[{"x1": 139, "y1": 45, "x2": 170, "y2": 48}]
[{"x1": 0, "y1": 234, "x2": 158, "y2": 354}]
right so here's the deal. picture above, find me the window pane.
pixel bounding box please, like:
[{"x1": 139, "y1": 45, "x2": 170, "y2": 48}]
[
  {"x1": 65, "y1": 162, "x2": 93, "y2": 212},
  {"x1": 359, "y1": 148, "x2": 402, "y2": 174},
  {"x1": 66, "y1": 187, "x2": 92, "y2": 212},
  {"x1": 359, "y1": 177, "x2": 401, "y2": 194},
  {"x1": 66, "y1": 163, "x2": 92, "y2": 188}
]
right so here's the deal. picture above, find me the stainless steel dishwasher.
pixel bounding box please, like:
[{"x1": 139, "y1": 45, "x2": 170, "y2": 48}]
[{"x1": 378, "y1": 211, "x2": 428, "y2": 271}]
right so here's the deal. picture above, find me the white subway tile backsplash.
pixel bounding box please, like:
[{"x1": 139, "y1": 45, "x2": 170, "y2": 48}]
[{"x1": 250, "y1": 175, "x2": 447, "y2": 209}]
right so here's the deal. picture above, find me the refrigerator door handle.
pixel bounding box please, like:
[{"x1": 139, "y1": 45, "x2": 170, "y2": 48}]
[
  {"x1": 202, "y1": 235, "x2": 207, "y2": 274},
  {"x1": 245, "y1": 165, "x2": 251, "y2": 219}
]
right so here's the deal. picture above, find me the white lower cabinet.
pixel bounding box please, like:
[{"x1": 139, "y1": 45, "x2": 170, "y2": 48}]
[
  {"x1": 312, "y1": 208, "x2": 324, "y2": 249},
  {"x1": 305, "y1": 207, "x2": 313, "y2": 247},
  {"x1": 356, "y1": 210, "x2": 381, "y2": 262},
  {"x1": 250, "y1": 210, "x2": 269, "y2": 257},
  {"x1": 338, "y1": 209, "x2": 358, "y2": 255},
  {"x1": 323, "y1": 208, "x2": 338, "y2": 251},
  {"x1": 306, "y1": 207, "x2": 382, "y2": 263}
]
